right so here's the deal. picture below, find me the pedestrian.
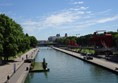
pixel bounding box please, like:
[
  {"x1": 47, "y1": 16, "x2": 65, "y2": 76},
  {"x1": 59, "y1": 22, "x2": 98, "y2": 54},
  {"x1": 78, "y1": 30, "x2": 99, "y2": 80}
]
[
  {"x1": 43, "y1": 58, "x2": 47, "y2": 70},
  {"x1": 22, "y1": 57, "x2": 24, "y2": 60},
  {"x1": 26, "y1": 54, "x2": 28, "y2": 59},
  {"x1": 13, "y1": 63, "x2": 16, "y2": 73}
]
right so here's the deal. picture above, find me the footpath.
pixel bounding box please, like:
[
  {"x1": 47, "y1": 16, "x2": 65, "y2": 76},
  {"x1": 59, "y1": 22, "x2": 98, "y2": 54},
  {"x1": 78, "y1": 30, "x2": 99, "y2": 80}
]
[
  {"x1": 52, "y1": 46, "x2": 118, "y2": 74},
  {"x1": 0, "y1": 48, "x2": 39, "y2": 83}
]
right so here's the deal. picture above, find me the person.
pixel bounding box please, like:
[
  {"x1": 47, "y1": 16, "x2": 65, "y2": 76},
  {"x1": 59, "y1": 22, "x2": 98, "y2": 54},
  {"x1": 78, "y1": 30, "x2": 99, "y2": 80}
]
[
  {"x1": 22, "y1": 57, "x2": 24, "y2": 60},
  {"x1": 43, "y1": 58, "x2": 45, "y2": 63},
  {"x1": 43, "y1": 58, "x2": 47, "y2": 70},
  {"x1": 26, "y1": 54, "x2": 28, "y2": 59},
  {"x1": 13, "y1": 63, "x2": 16, "y2": 73}
]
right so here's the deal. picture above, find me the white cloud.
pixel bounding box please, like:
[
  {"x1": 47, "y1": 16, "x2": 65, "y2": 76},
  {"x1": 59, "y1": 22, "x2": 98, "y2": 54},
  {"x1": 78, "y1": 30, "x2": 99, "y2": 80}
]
[
  {"x1": 69, "y1": 6, "x2": 89, "y2": 11},
  {"x1": 21, "y1": 6, "x2": 118, "y2": 39},
  {"x1": 43, "y1": 12, "x2": 80, "y2": 26},
  {"x1": 23, "y1": 20, "x2": 40, "y2": 26},
  {"x1": 72, "y1": 1, "x2": 84, "y2": 5},
  {"x1": 80, "y1": 6, "x2": 89, "y2": 10},
  {"x1": 22, "y1": 9, "x2": 85, "y2": 30},
  {"x1": 45, "y1": 13, "x2": 72, "y2": 26},
  {"x1": 97, "y1": 15, "x2": 118, "y2": 23}
]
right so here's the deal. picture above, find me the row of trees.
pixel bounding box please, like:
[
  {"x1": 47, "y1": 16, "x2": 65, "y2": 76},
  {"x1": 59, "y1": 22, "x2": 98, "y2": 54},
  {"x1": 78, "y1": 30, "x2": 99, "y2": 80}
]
[
  {"x1": 0, "y1": 14, "x2": 37, "y2": 60},
  {"x1": 55, "y1": 32, "x2": 118, "y2": 48},
  {"x1": 55, "y1": 36, "x2": 78, "y2": 46}
]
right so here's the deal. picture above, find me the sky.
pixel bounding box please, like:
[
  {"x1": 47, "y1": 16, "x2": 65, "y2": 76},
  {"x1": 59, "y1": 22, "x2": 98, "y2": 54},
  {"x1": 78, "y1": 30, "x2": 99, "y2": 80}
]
[{"x1": 0, "y1": 0, "x2": 118, "y2": 40}]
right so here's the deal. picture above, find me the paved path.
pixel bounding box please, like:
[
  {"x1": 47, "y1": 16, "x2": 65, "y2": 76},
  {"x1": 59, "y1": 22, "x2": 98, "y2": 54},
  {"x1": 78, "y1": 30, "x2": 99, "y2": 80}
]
[
  {"x1": 0, "y1": 48, "x2": 37, "y2": 83},
  {"x1": 7, "y1": 48, "x2": 39, "y2": 83},
  {"x1": 8, "y1": 63, "x2": 30, "y2": 83},
  {"x1": 52, "y1": 46, "x2": 118, "y2": 74}
]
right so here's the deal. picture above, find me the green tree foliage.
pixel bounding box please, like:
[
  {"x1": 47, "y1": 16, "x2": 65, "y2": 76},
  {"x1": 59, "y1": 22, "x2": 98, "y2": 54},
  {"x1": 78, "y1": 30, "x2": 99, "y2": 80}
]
[
  {"x1": 0, "y1": 14, "x2": 37, "y2": 60},
  {"x1": 77, "y1": 34, "x2": 92, "y2": 46},
  {"x1": 108, "y1": 31, "x2": 118, "y2": 48},
  {"x1": 55, "y1": 36, "x2": 77, "y2": 46},
  {"x1": 55, "y1": 38, "x2": 65, "y2": 45},
  {"x1": 64, "y1": 38, "x2": 70, "y2": 45},
  {"x1": 29, "y1": 36, "x2": 38, "y2": 47},
  {"x1": 55, "y1": 32, "x2": 118, "y2": 48}
]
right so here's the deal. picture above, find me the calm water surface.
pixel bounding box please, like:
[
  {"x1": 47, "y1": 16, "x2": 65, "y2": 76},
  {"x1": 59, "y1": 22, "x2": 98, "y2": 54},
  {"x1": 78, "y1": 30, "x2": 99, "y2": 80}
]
[{"x1": 25, "y1": 47, "x2": 118, "y2": 83}]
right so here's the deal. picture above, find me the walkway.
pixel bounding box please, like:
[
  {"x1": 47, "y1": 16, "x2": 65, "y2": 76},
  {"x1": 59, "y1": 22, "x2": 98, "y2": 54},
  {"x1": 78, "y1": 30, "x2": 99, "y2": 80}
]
[
  {"x1": 0, "y1": 48, "x2": 38, "y2": 83},
  {"x1": 52, "y1": 46, "x2": 118, "y2": 74},
  {"x1": 8, "y1": 63, "x2": 30, "y2": 83}
]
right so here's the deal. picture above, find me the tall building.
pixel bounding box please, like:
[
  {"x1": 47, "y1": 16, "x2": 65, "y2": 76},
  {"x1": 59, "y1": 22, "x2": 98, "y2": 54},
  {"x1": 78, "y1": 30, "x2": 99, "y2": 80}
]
[{"x1": 65, "y1": 33, "x2": 68, "y2": 37}]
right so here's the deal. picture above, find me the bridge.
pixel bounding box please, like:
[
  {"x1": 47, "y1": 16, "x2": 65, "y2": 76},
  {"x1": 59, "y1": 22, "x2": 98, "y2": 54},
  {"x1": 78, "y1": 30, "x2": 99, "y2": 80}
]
[{"x1": 37, "y1": 40, "x2": 56, "y2": 46}]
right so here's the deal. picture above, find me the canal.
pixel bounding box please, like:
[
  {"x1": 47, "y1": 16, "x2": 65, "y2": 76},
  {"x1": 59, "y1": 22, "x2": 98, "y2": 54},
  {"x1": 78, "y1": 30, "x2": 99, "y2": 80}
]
[{"x1": 25, "y1": 47, "x2": 118, "y2": 83}]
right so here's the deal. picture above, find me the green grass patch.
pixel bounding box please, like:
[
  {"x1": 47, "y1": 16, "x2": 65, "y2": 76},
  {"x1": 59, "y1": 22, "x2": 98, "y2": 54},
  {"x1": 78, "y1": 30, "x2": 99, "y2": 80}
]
[
  {"x1": 33, "y1": 62, "x2": 43, "y2": 70},
  {"x1": 73, "y1": 48, "x2": 95, "y2": 54},
  {"x1": 81, "y1": 49, "x2": 95, "y2": 54},
  {"x1": 9, "y1": 48, "x2": 32, "y2": 60}
]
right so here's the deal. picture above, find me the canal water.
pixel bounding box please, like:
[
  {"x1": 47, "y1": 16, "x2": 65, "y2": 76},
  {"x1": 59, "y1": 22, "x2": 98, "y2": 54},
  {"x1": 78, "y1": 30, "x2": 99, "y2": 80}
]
[{"x1": 25, "y1": 47, "x2": 118, "y2": 83}]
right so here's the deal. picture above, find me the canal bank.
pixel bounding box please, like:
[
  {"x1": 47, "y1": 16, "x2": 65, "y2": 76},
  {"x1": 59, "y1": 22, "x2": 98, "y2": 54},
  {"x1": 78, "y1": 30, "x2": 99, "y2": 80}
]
[
  {"x1": 7, "y1": 48, "x2": 39, "y2": 83},
  {"x1": 52, "y1": 46, "x2": 118, "y2": 74}
]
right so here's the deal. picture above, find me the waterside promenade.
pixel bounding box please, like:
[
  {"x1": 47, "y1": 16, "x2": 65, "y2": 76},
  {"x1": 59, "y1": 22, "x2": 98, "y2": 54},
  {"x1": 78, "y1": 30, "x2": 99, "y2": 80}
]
[
  {"x1": 0, "y1": 48, "x2": 39, "y2": 83},
  {"x1": 52, "y1": 46, "x2": 118, "y2": 74}
]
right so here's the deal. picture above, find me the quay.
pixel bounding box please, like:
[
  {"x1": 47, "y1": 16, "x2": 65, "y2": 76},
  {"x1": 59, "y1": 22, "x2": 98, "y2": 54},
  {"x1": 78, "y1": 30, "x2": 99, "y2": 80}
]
[
  {"x1": 52, "y1": 46, "x2": 118, "y2": 74},
  {"x1": 1, "y1": 48, "x2": 39, "y2": 83}
]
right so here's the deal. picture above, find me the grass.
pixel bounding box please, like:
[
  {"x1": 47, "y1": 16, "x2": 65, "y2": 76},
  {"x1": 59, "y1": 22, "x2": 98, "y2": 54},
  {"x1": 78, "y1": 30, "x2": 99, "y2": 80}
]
[
  {"x1": 9, "y1": 48, "x2": 32, "y2": 60},
  {"x1": 73, "y1": 48, "x2": 95, "y2": 54},
  {"x1": 33, "y1": 62, "x2": 43, "y2": 71}
]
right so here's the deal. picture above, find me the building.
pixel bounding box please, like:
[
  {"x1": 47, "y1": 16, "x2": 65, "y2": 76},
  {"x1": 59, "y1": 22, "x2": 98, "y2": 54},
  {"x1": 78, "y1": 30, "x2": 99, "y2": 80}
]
[
  {"x1": 65, "y1": 33, "x2": 68, "y2": 37},
  {"x1": 48, "y1": 34, "x2": 61, "y2": 42}
]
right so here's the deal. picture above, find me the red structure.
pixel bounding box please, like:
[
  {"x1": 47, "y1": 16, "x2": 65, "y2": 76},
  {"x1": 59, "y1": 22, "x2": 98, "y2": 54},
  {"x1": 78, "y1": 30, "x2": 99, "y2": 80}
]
[
  {"x1": 69, "y1": 40, "x2": 78, "y2": 46},
  {"x1": 91, "y1": 31, "x2": 113, "y2": 48}
]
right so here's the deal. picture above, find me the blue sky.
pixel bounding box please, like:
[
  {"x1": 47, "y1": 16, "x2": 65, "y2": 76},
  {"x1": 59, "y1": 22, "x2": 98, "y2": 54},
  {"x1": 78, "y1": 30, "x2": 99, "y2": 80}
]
[{"x1": 0, "y1": 0, "x2": 118, "y2": 40}]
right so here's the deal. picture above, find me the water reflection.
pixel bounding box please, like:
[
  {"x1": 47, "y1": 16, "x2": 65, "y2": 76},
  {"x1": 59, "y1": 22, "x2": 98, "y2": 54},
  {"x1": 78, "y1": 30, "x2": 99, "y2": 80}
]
[
  {"x1": 44, "y1": 72, "x2": 48, "y2": 78},
  {"x1": 25, "y1": 72, "x2": 49, "y2": 83}
]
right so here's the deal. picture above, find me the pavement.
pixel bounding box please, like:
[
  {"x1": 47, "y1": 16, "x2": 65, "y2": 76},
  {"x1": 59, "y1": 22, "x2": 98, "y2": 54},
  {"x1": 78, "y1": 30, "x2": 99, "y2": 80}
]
[
  {"x1": 0, "y1": 48, "x2": 38, "y2": 83},
  {"x1": 52, "y1": 46, "x2": 118, "y2": 73},
  {"x1": 8, "y1": 63, "x2": 30, "y2": 83}
]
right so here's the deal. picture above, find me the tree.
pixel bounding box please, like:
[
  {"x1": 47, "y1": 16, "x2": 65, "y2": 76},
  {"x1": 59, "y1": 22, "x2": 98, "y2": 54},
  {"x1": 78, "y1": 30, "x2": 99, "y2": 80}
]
[
  {"x1": 64, "y1": 38, "x2": 70, "y2": 45},
  {"x1": 114, "y1": 33, "x2": 118, "y2": 48},
  {"x1": 29, "y1": 36, "x2": 38, "y2": 47},
  {"x1": 0, "y1": 14, "x2": 38, "y2": 60},
  {"x1": 77, "y1": 34, "x2": 92, "y2": 46}
]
